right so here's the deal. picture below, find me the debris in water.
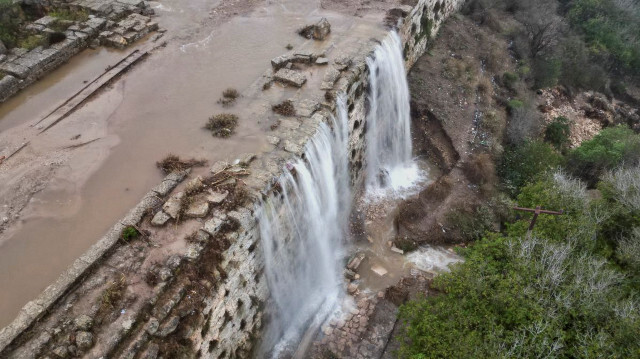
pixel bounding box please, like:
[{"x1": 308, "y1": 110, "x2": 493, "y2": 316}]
[
  {"x1": 347, "y1": 253, "x2": 365, "y2": 271},
  {"x1": 370, "y1": 264, "x2": 388, "y2": 276}
]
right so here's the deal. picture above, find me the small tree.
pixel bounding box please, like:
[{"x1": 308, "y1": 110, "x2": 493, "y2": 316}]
[{"x1": 544, "y1": 116, "x2": 571, "y2": 150}]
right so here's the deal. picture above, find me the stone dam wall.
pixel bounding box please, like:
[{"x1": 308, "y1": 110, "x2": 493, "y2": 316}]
[{"x1": 0, "y1": 0, "x2": 464, "y2": 357}]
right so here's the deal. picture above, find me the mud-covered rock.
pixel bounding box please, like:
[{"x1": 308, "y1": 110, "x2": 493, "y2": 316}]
[
  {"x1": 299, "y1": 18, "x2": 331, "y2": 40},
  {"x1": 75, "y1": 331, "x2": 93, "y2": 350},
  {"x1": 73, "y1": 315, "x2": 93, "y2": 331}
]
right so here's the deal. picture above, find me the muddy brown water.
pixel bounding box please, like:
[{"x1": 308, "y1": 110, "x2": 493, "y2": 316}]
[
  {"x1": 354, "y1": 159, "x2": 461, "y2": 293},
  {"x1": 0, "y1": 0, "x2": 388, "y2": 329}
]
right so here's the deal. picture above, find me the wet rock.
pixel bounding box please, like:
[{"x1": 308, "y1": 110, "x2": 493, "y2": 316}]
[
  {"x1": 234, "y1": 152, "x2": 256, "y2": 166},
  {"x1": 371, "y1": 265, "x2": 388, "y2": 277},
  {"x1": 295, "y1": 99, "x2": 320, "y2": 117},
  {"x1": 203, "y1": 212, "x2": 227, "y2": 236},
  {"x1": 34, "y1": 16, "x2": 58, "y2": 27},
  {"x1": 151, "y1": 211, "x2": 171, "y2": 226},
  {"x1": 344, "y1": 269, "x2": 357, "y2": 280},
  {"x1": 75, "y1": 331, "x2": 93, "y2": 350},
  {"x1": 347, "y1": 253, "x2": 365, "y2": 271},
  {"x1": 347, "y1": 283, "x2": 358, "y2": 295},
  {"x1": 321, "y1": 66, "x2": 341, "y2": 90},
  {"x1": 146, "y1": 317, "x2": 160, "y2": 335},
  {"x1": 185, "y1": 243, "x2": 202, "y2": 260},
  {"x1": 313, "y1": 18, "x2": 331, "y2": 40},
  {"x1": 266, "y1": 135, "x2": 281, "y2": 146},
  {"x1": 284, "y1": 140, "x2": 302, "y2": 154},
  {"x1": 142, "y1": 342, "x2": 160, "y2": 359},
  {"x1": 185, "y1": 200, "x2": 209, "y2": 218},
  {"x1": 74, "y1": 314, "x2": 93, "y2": 331},
  {"x1": 67, "y1": 345, "x2": 77, "y2": 356},
  {"x1": 162, "y1": 192, "x2": 184, "y2": 219},
  {"x1": 52, "y1": 345, "x2": 68, "y2": 358},
  {"x1": 334, "y1": 55, "x2": 352, "y2": 70},
  {"x1": 271, "y1": 54, "x2": 291, "y2": 69},
  {"x1": 274, "y1": 68, "x2": 307, "y2": 87},
  {"x1": 156, "y1": 316, "x2": 180, "y2": 337},
  {"x1": 122, "y1": 318, "x2": 135, "y2": 331},
  {"x1": 210, "y1": 160, "x2": 229, "y2": 174},
  {"x1": 299, "y1": 18, "x2": 331, "y2": 40},
  {"x1": 185, "y1": 176, "x2": 204, "y2": 192},
  {"x1": 206, "y1": 190, "x2": 229, "y2": 204},
  {"x1": 158, "y1": 267, "x2": 172, "y2": 282}
]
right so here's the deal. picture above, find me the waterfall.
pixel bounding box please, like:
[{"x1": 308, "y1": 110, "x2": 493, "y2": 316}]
[
  {"x1": 258, "y1": 96, "x2": 350, "y2": 357},
  {"x1": 365, "y1": 31, "x2": 419, "y2": 194}
]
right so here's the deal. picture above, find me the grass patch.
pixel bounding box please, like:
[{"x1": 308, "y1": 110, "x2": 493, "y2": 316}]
[
  {"x1": 49, "y1": 9, "x2": 89, "y2": 22},
  {"x1": 271, "y1": 100, "x2": 296, "y2": 116},
  {"x1": 206, "y1": 114, "x2": 238, "y2": 138},
  {"x1": 120, "y1": 225, "x2": 139, "y2": 242},
  {"x1": 17, "y1": 35, "x2": 45, "y2": 50},
  {"x1": 156, "y1": 154, "x2": 206, "y2": 174},
  {"x1": 222, "y1": 88, "x2": 239, "y2": 99},
  {"x1": 218, "y1": 88, "x2": 240, "y2": 107},
  {"x1": 98, "y1": 274, "x2": 126, "y2": 318}
]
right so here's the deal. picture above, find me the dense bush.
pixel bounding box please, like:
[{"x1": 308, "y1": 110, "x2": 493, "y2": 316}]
[
  {"x1": 502, "y1": 72, "x2": 519, "y2": 91},
  {"x1": 567, "y1": 0, "x2": 640, "y2": 76},
  {"x1": 568, "y1": 126, "x2": 640, "y2": 186},
  {"x1": 499, "y1": 141, "x2": 564, "y2": 196},
  {"x1": 399, "y1": 171, "x2": 640, "y2": 358},
  {"x1": 0, "y1": 0, "x2": 24, "y2": 48},
  {"x1": 544, "y1": 116, "x2": 570, "y2": 149},
  {"x1": 506, "y1": 99, "x2": 544, "y2": 144}
]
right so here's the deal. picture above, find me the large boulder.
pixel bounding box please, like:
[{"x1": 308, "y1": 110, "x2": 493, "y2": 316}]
[{"x1": 298, "y1": 18, "x2": 331, "y2": 40}]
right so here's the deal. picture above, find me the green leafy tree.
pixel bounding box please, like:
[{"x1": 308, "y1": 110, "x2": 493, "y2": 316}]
[{"x1": 568, "y1": 126, "x2": 640, "y2": 186}]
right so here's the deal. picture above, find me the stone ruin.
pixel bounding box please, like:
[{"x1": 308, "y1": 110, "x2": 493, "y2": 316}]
[{"x1": 0, "y1": 0, "x2": 160, "y2": 102}]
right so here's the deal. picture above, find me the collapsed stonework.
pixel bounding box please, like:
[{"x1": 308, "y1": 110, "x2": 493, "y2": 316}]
[
  {"x1": 0, "y1": 0, "x2": 464, "y2": 358},
  {"x1": 0, "y1": 0, "x2": 158, "y2": 102}
]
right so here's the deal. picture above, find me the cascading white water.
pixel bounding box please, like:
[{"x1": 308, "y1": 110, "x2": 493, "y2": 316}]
[
  {"x1": 365, "y1": 31, "x2": 419, "y2": 194},
  {"x1": 258, "y1": 96, "x2": 350, "y2": 357}
]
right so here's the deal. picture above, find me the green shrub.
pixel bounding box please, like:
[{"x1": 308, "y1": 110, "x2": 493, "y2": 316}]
[
  {"x1": 532, "y1": 56, "x2": 561, "y2": 89},
  {"x1": 506, "y1": 99, "x2": 523, "y2": 113},
  {"x1": 446, "y1": 205, "x2": 495, "y2": 242},
  {"x1": 499, "y1": 141, "x2": 564, "y2": 196},
  {"x1": 120, "y1": 226, "x2": 139, "y2": 242},
  {"x1": 502, "y1": 71, "x2": 519, "y2": 91},
  {"x1": 567, "y1": 0, "x2": 640, "y2": 76},
  {"x1": 0, "y1": 0, "x2": 24, "y2": 48},
  {"x1": 568, "y1": 126, "x2": 640, "y2": 186},
  {"x1": 544, "y1": 116, "x2": 570, "y2": 150}
]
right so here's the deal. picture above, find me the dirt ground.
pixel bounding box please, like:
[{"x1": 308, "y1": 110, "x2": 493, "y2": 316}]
[{"x1": 395, "y1": 13, "x2": 514, "y2": 246}]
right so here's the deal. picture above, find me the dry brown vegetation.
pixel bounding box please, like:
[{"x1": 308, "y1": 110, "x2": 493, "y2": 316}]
[
  {"x1": 462, "y1": 153, "x2": 497, "y2": 187},
  {"x1": 156, "y1": 154, "x2": 206, "y2": 174},
  {"x1": 206, "y1": 114, "x2": 239, "y2": 137},
  {"x1": 271, "y1": 100, "x2": 296, "y2": 116},
  {"x1": 218, "y1": 88, "x2": 240, "y2": 107},
  {"x1": 96, "y1": 273, "x2": 127, "y2": 322}
]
